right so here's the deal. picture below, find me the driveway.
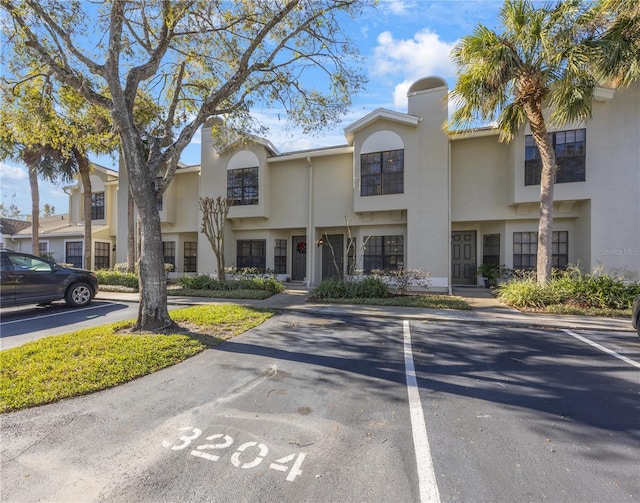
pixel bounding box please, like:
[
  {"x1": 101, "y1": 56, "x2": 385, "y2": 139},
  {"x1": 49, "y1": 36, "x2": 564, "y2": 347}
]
[{"x1": 2, "y1": 310, "x2": 639, "y2": 502}]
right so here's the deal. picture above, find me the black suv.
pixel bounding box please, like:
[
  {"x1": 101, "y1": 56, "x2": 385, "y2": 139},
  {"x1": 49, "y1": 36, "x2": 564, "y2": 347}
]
[{"x1": 0, "y1": 249, "x2": 98, "y2": 308}]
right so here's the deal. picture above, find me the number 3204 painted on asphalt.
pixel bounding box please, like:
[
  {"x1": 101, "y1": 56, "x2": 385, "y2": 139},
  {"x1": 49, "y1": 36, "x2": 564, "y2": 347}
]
[{"x1": 162, "y1": 427, "x2": 306, "y2": 482}]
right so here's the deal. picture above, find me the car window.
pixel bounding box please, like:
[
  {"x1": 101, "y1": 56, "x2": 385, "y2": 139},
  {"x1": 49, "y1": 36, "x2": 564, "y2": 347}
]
[{"x1": 8, "y1": 254, "x2": 53, "y2": 272}]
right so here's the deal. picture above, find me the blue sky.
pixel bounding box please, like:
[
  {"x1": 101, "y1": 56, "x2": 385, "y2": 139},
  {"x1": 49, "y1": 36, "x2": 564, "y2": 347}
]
[{"x1": 0, "y1": 0, "x2": 504, "y2": 218}]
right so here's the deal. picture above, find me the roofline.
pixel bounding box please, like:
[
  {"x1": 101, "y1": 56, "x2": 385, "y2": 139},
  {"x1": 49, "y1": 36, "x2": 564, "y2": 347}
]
[
  {"x1": 448, "y1": 126, "x2": 500, "y2": 140},
  {"x1": 344, "y1": 108, "x2": 420, "y2": 144},
  {"x1": 267, "y1": 145, "x2": 353, "y2": 163}
]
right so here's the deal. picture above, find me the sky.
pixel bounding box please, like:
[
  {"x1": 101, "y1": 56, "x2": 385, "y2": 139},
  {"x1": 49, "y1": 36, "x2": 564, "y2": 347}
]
[{"x1": 0, "y1": 0, "x2": 505, "y2": 218}]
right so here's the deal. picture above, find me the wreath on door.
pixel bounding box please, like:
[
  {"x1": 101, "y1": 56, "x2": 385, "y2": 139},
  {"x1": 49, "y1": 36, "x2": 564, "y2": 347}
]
[{"x1": 296, "y1": 241, "x2": 306, "y2": 254}]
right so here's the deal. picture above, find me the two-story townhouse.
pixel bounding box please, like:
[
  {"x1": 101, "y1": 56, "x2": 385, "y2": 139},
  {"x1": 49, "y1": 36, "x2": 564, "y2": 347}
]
[
  {"x1": 451, "y1": 82, "x2": 640, "y2": 284},
  {"x1": 16, "y1": 76, "x2": 638, "y2": 286},
  {"x1": 5, "y1": 162, "x2": 119, "y2": 268},
  {"x1": 114, "y1": 160, "x2": 202, "y2": 273},
  {"x1": 194, "y1": 76, "x2": 639, "y2": 291}
]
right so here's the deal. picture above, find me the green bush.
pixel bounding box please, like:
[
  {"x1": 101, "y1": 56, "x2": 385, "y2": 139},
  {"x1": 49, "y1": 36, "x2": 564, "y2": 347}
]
[
  {"x1": 178, "y1": 274, "x2": 284, "y2": 294},
  {"x1": 312, "y1": 277, "x2": 389, "y2": 299},
  {"x1": 95, "y1": 270, "x2": 139, "y2": 289},
  {"x1": 496, "y1": 266, "x2": 640, "y2": 310}
]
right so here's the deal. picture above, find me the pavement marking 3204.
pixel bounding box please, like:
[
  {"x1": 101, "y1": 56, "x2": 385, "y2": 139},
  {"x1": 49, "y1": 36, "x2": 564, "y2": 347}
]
[{"x1": 162, "y1": 427, "x2": 306, "y2": 482}]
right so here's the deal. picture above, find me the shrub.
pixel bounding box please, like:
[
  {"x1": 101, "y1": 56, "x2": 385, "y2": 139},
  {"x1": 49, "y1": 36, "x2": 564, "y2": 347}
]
[
  {"x1": 312, "y1": 276, "x2": 389, "y2": 299},
  {"x1": 373, "y1": 269, "x2": 430, "y2": 295},
  {"x1": 178, "y1": 274, "x2": 285, "y2": 294},
  {"x1": 95, "y1": 270, "x2": 139, "y2": 289},
  {"x1": 496, "y1": 266, "x2": 640, "y2": 310}
]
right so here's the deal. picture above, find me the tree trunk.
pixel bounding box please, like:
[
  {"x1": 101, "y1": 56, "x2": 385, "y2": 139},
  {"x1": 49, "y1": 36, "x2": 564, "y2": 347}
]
[
  {"x1": 135, "y1": 197, "x2": 172, "y2": 331},
  {"x1": 116, "y1": 131, "x2": 173, "y2": 332},
  {"x1": 127, "y1": 187, "x2": 135, "y2": 273},
  {"x1": 74, "y1": 148, "x2": 93, "y2": 270},
  {"x1": 27, "y1": 163, "x2": 40, "y2": 256},
  {"x1": 525, "y1": 103, "x2": 556, "y2": 286}
]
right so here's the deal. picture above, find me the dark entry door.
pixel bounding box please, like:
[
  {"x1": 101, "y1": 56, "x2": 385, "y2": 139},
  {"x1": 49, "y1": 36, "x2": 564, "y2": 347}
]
[
  {"x1": 452, "y1": 231, "x2": 477, "y2": 285},
  {"x1": 291, "y1": 236, "x2": 306, "y2": 281},
  {"x1": 322, "y1": 234, "x2": 344, "y2": 280}
]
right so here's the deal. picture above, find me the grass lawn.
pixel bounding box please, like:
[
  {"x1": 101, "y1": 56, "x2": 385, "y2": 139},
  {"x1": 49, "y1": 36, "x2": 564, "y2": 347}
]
[
  {"x1": 313, "y1": 294, "x2": 471, "y2": 310},
  {"x1": 0, "y1": 305, "x2": 274, "y2": 413}
]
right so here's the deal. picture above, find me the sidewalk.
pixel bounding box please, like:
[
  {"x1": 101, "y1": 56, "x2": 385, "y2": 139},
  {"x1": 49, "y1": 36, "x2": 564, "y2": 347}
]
[{"x1": 96, "y1": 284, "x2": 634, "y2": 333}]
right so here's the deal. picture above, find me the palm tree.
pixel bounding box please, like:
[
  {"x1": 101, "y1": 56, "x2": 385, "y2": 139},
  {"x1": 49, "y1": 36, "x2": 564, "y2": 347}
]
[
  {"x1": 448, "y1": 0, "x2": 599, "y2": 285},
  {"x1": 594, "y1": 0, "x2": 640, "y2": 86}
]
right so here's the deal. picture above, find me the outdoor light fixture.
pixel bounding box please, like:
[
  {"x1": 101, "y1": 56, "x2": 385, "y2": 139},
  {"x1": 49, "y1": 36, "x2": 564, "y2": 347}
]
[{"x1": 317, "y1": 238, "x2": 324, "y2": 247}]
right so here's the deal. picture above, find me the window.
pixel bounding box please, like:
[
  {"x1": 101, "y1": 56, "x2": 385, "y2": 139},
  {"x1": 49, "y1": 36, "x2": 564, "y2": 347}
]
[
  {"x1": 163, "y1": 241, "x2": 176, "y2": 269},
  {"x1": 363, "y1": 235, "x2": 404, "y2": 273},
  {"x1": 482, "y1": 234, "x2": 500, "y2": 266},
  {"x1": 227, "y1": 167, "x2": 258, "y2": 205},
  {"x1": 525, "y1": 129, "x2": 586, "y2": 185},
  {"x1": 513, "y1": 231, "x2": 568, "y2": 269},
  {"x1": 38, "y1": 241, "x2": 48, "y2": 257},
  {"x1": 184, "y1": 241, "x2": 197, "y2": 273},
  {"x1": 94, "y1": 242, "x2": 110, "y2": 269},
  {"x1": 274, "y1": 239, "x2": 287, "y2": 274},
  {"x1": 66, "y1": 241, "x2": 83, "y2": 268},
  {"x1": 360, "y1": 149, "x2": 404, "y2": 196},
  {"x1": 237, "y1": 240, "x2": 266, "y2": 271},
  {"x1": 91, "y1": 192, "x2": 105, "y2": 220}
]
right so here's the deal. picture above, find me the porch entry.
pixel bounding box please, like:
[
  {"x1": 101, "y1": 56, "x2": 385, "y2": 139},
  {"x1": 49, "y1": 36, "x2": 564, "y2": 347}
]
[
  {"x1": 291, "y1": 235, "x2": 306, "y2": 281},
  {"x1": 321, "y1": 234, "x2": 344, "y2": 280},
  {"x1": 451, "y1": 231, "x2": 477, "y2": 285}
]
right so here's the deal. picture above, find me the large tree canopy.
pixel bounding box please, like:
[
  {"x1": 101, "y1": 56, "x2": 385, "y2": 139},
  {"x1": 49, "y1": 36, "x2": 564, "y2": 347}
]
[{"x1": 1, "y1": 0, "x2": 368, "y2": 330}]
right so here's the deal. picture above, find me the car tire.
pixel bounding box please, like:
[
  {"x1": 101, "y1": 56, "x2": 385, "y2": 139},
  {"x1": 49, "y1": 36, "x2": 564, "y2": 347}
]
[{"x1": 65, "y1": 282, "x2": 93, "y2": 307}]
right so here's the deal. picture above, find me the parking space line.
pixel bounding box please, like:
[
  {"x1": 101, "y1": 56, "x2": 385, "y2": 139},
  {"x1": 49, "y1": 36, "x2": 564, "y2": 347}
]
[
  {"x1": 562, "y1": 329, "x2": 640, "y2": 369},
  {"x1": 0, "y1": 304, "x2": 111, "y2": 325},
  {"x1": 403, "y1": 320, "x2": 441, "y2": 503}
]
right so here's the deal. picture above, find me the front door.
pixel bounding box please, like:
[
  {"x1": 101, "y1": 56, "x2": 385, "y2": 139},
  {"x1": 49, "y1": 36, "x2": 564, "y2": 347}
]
[
  {"x1": 322, "y1": 234, "x2": 344, "y2": 280},
  {"x1": 452, "y1": 231, "x2": 477, "y2": 285},
  {"x1": 291, "y1": 236, "x2": 306, "y2": 281}
]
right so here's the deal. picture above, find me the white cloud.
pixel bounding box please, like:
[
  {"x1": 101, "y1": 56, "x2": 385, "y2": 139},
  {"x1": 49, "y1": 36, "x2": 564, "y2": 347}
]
[
  {"x1": 0, "y1": 162, "x2": 27, "y2": 181},
  {"x1": 382, "y1": 0, "x2": 409, "y2": 15},
  {"x1": 372, "y1": 29, "x2": 458, "y2": 109}
]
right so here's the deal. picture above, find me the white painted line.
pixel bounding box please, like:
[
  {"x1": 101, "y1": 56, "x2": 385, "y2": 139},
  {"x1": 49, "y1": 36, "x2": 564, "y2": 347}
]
[
  {"x1": 0, "y1": 303, "x2": 113, "y2": 325},
  {"x1": 403, "y1": 320, "x2": 441, "y2": 503},
  {"x1": 562, "y1": 329, "x2": 640, "y2": 369}
]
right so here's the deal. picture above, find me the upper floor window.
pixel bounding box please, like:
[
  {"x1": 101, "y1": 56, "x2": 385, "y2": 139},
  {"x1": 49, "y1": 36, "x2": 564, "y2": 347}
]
[
  {"x1": 525, "y1": 129, "x2": 586, "y2": 186},
  {"x1": 228, "y1": 167, "x2": 258, "y2": 205},
  {"x1": 91, "y1": 192, "x2": 105, "y2": 220},
  {"x1": 361, "y1": 149, "x2": 404, "y2": 196}
]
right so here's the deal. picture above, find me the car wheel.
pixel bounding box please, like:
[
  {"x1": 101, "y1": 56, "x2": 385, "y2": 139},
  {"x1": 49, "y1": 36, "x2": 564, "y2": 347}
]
[{"x1": 65, "y1": 282, "x2": 93, "y2": 307}]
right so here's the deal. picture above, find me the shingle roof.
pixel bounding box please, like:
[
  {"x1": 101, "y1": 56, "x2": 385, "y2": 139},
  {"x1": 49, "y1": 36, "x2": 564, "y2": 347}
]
[{"x1": 0, "y1": 217, "x2": 31, "y2": 235}]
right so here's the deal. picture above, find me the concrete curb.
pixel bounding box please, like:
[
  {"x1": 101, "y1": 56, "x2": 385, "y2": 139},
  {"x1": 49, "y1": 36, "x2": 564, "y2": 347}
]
[{"x1": 95, "y1": 290, "x2": 635, "y2": 334}]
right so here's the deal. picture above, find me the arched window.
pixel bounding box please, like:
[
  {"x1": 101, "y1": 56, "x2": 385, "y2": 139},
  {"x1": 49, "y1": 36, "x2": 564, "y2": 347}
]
[
  {"x1": 227, "y1": 150, "x2": 259, "y2": 205},
  {"x1": 360, "y1": 131, "x2": 404, "y2": 196}
]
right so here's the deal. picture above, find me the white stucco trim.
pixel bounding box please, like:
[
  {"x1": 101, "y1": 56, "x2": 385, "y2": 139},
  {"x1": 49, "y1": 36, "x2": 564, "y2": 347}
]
[{"x1": 344, "y1": 109, "x2": 420, "y2": 144}]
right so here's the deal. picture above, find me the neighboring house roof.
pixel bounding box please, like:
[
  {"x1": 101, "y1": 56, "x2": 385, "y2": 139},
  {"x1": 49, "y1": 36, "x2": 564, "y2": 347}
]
[
  {"x1": 6, "y1": 214, "x2": 109, "y2": 239},
  {"x1": 0, "y1": 217, "x2": 31, "y2": 235}
]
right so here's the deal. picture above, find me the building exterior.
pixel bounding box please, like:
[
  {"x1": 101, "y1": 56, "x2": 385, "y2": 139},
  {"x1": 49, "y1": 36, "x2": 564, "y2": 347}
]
[
  {"x1": 3, "y1": 163, "x2": 118, "y2": 268},
  {"x1": 6, "y1": 76, "x2": 639, "y2": 288}
]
